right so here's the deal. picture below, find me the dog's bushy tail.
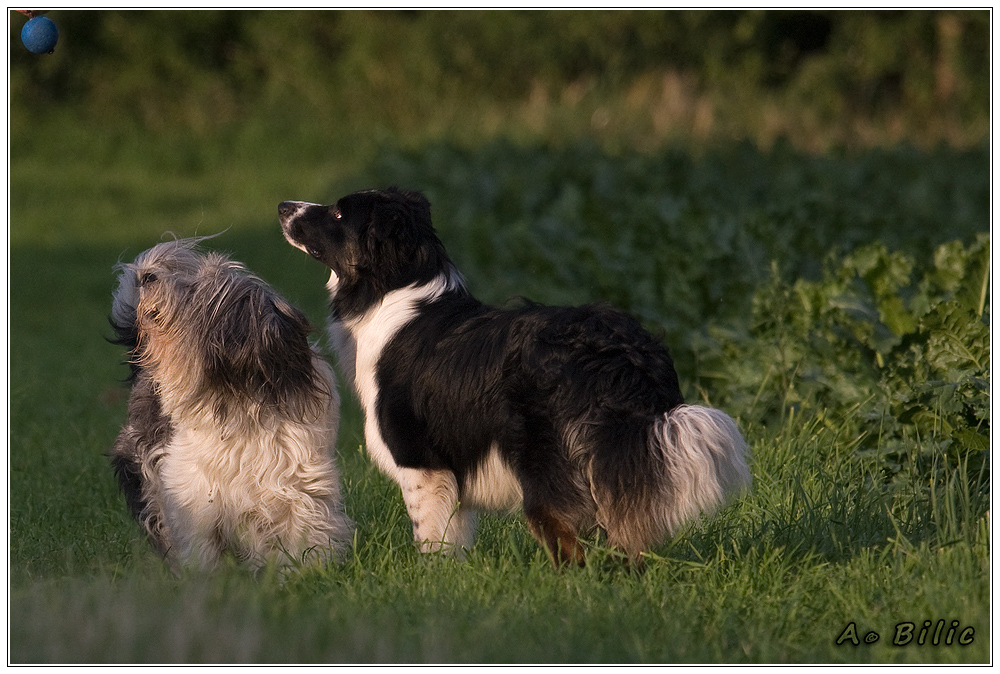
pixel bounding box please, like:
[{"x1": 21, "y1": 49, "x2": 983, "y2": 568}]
[{"x1": 593, "y1": 404, "x2": 751, "y2": 558}]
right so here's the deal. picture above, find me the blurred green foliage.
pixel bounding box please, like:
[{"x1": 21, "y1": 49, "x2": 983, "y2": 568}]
[
  {"x1": 698, "y1": 238, "x2": 989, "y2": 491},
  {"x1": 365, "y1": 139, "x2": 988, "y2": 343},
  {"x1": 9, "y1": 9, "x2": 990, "y2": 148}
]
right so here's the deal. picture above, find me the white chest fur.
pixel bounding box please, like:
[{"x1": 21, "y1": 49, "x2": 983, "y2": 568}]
[
  {"x1": 331, "y1": 275, "x2": 457, "y2": 480},
  {"x1": 155, "y1": 401, "x2": 341, "y2": 567}
]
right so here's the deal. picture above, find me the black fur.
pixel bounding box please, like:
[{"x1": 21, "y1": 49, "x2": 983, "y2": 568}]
[
  {"x1": 376, "y1": 299, "x2": 685, "y2": 486},
  {"x1": 109, "y1": 371, "x2": 173, "y2": 555}
]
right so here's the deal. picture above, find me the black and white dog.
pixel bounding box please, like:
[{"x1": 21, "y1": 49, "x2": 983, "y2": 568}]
[
  {"x1": 279, "y1": 188, "x2": 750, "y2": 565},
  {"x1": 109, "y1": 238, "x2": 353, "y2": 570}
]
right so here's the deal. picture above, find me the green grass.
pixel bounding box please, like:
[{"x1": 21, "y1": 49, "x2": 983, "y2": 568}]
[{"x1": 8, "y1": 116, "x2": 990, "y2": 663}]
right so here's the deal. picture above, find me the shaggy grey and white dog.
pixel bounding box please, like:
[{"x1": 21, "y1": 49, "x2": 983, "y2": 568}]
[{"x1": 108, "y1": 238, "x2": 352, "y2": 570}]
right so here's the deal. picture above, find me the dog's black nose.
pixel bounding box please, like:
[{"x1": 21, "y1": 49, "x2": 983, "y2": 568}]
[{"x1": 278, "y1": 201, "x2": 297, "y2": 218}]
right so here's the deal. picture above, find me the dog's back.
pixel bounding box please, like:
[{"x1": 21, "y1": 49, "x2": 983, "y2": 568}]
[{"x1": 378, "y1": 292, "x2": 748, "y2": 562}]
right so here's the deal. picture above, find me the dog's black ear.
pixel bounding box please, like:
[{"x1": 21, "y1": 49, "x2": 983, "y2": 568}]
[
  {"x1": 202, "y1": 281, "x2": 319, "y2": 410},
  {"x1": 254, "y1": 296, "x2": 325, "y2": 408},
  {"x1": 371, "y1": 201, "x2": 404, "y2": 240},
  {"x1": 258, "y1": 297, "x2": 313, "y2": 365},
  {"x1": 398, "y1": 189, "x2": 432, "y2": 230},
  {"x1": 371, "y1": 189, "x2": 431, "y2": 240}
]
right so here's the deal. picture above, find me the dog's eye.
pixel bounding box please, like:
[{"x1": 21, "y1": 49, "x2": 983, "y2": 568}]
[
  {"x1": 140, "y1": 272, "x2": 158, "y2": 286},
  {"x1": 332, "y1": 208, "x2": 342, "y2": 220}
]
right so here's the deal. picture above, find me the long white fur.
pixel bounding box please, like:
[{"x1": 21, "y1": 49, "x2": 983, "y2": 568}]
[
  {"x1": 154, "y1": 358, "x2": 348, "y2": 569},
  {"x1": 658, "y1": 405, "x2": 752, "y2": 524},
  {"x1": 596, "y1": 404, "x2": 751, "y2": 557}
]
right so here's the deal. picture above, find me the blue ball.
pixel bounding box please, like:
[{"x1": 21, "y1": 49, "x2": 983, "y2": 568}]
[{"x1": 21, "y1": 16, "x2": 59, "y2": 55}]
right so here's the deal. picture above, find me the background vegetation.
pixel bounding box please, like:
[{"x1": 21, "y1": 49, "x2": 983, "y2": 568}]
[
  {"x1": 8, "y1": 9, "x2": 990, "y2": 664},
  {"x1": 11, "y1": 9, "x2": 989, "y2": 148}
]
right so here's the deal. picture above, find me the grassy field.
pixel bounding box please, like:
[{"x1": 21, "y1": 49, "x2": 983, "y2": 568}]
[{"x1": 8, "y1": 47, "x2": 992, "y2": 661}]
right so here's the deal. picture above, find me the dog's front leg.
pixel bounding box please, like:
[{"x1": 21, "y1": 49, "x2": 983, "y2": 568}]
[{"x1": 397, "y1": 467, "x2": 475, "y2": 556}]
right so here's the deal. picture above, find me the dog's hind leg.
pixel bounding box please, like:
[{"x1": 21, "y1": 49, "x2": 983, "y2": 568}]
[
  {"x1": 397, "y1": 467, "x2": 475, "y2": 556},
  {"x1": 513, "y1": 417, "x2": 591, "y2": 567},
  {"x1": 523, "y1": 502, "x2": 586, "y2": 567}
]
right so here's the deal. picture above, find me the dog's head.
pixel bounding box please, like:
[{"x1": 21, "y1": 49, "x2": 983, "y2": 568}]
[
  {"x1": 112, "y1": 239, "x2": 326, "y2": 417},
  {"x1": 279, "y1": 187, "x2": 457, "y2": 319},
  {"x1": 110, "y1": 239, "x2": 206, "y2": 353}
]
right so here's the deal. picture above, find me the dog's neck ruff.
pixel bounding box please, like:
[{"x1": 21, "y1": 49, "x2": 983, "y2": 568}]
[{"x1": 333, "y1": 271, "x2": 458, "y2": 386}]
